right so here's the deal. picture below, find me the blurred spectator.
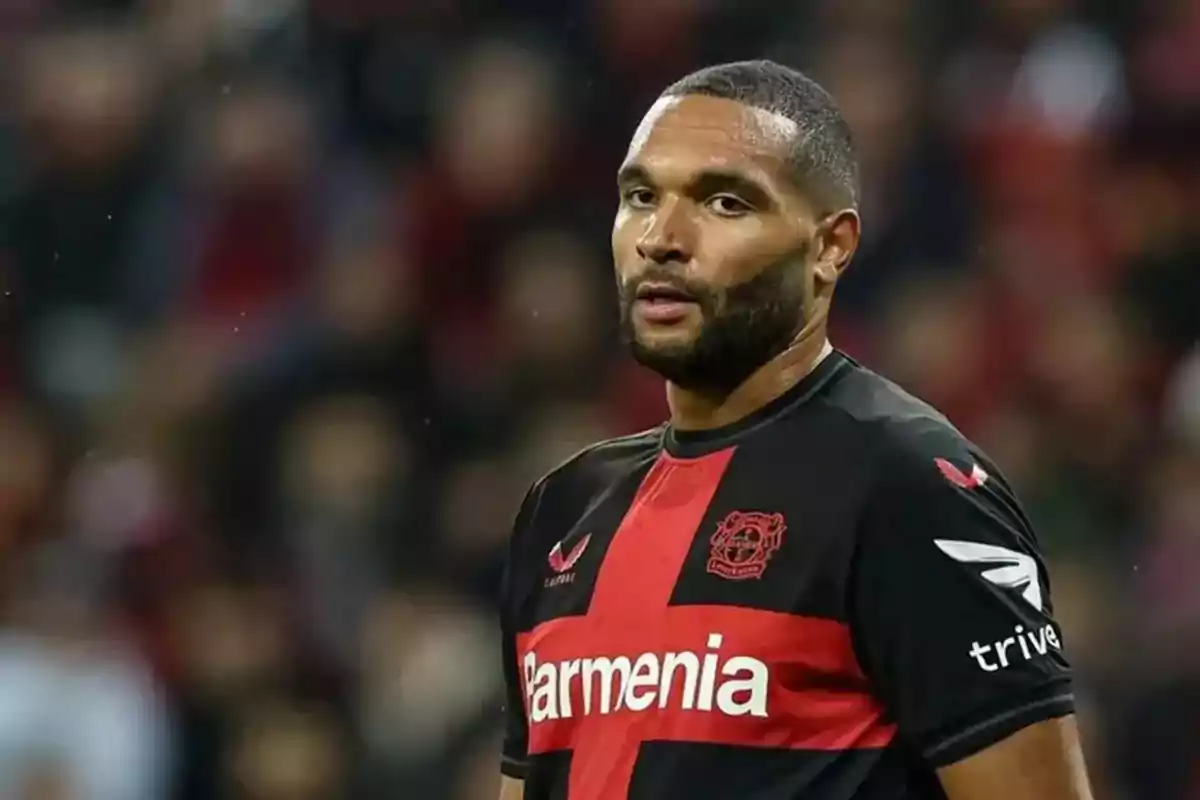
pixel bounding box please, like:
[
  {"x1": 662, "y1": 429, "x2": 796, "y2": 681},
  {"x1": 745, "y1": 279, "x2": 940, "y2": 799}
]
[
  {"x1": 356, "y1": 587, "x2": 501, "y2": 798},
  {"x1": 5, "y1": 24, "x2": 170, "y2": 420},
  {"x1": 0, "y1": 539, "x2": 172, "y2": 800},
  {"x1": 408, "y1": 38, "x2": 572, "y2": 366},
  {"x1": 182, "y1": 79, "x2": 318, "y2": 329},
  {"x1": 224, "y1": 697, "x2": 348, "y2": 800},
  {"x1": 279, "y1": 393, "x2": 407, "y2": 670},
  {"x1": 0, "y1": 402, "x2": 57, "y2": 558},
  {"x1": 168, "y1": 576, "x2": 300, "y2": 800}
]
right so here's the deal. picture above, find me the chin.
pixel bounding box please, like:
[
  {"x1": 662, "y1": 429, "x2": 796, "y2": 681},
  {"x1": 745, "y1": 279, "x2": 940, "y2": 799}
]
[
  {"x1": 631, "y1": 330, "x2": 700, "y2": 362},
  {"x1": 636, "y1": 321, "x2": 697, "y2": 341},
  {"x1": 620, "y1": 313, "x2": 702, "y2": 370},
  {"x1": 627, "y1": 337, "x2": 699, "y2": 376}
]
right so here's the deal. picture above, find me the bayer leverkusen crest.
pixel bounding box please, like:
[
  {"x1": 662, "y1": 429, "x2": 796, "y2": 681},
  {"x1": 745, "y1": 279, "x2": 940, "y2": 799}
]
[{"x1": 706, "y1": 511, "x2": 787, "y2": 581}]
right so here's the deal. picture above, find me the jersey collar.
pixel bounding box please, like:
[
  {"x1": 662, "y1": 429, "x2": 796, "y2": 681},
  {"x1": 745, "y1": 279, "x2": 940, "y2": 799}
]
[{"x1": 663, "y1": 344, "x2": 849, "y2": 459}]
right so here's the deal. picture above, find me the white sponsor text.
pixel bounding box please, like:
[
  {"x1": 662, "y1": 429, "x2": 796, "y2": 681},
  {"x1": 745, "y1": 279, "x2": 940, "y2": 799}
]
[
  {"x1": 969, "y1": 623, "x2": 1061, "y2": 672},
  {"x1": 523, "y1": 633, "x2": 769, "y2": 722}
]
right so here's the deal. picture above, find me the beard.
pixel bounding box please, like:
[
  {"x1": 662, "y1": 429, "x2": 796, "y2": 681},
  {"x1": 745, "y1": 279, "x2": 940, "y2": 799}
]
[{"x1": 618, "y1": 252, "x2": 809, "y2": 396}]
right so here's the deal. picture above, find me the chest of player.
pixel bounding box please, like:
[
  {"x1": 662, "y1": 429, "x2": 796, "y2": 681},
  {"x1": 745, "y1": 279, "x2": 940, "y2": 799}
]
[
  {"x1": 520, "y1": 612, "x2": 890, "y2": 756},
  {"x1": 522, "y1": 444, "x2": 866, "y2": 629},
  {"x1": 515, "y1": 445, "x2": 887, "y2": 756}
]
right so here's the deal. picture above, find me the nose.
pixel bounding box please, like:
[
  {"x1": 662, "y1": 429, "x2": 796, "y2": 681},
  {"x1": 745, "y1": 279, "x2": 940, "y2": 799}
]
[{"x1": 636, "y1": 198, "x2": 693, "y2": 265}]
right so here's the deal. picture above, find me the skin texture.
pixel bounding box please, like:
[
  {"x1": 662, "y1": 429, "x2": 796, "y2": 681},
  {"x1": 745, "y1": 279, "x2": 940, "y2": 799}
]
[
  {"x1": 936, "y1": 717, "x2": 1094, "y2": 800},
  {"x1": 499, "y1": 776, "x2": 524, "y2": 800},
  {"x1": 499, "y1": 93, "x2": 1094, "y2": 800}
]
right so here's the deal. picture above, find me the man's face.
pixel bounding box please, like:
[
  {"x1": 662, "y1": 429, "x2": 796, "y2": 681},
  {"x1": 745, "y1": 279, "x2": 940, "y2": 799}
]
[{"x1": 612, "y1": 94, "x2": 819, "y2": 394}]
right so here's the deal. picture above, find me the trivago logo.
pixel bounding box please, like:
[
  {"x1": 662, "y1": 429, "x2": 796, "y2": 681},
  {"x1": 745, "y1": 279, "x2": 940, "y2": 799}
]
[
  {"x1": 522, "y1": 633, "x2": 769, "y2": 722},
  {"x1": 969, "y1": 623, "x2": 1062, "y2": 672}
]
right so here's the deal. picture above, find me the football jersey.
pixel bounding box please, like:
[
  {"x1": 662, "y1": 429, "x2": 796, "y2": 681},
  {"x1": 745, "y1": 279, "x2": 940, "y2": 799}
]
[{"x1": 499, "y1": 350, "x2": 1074, "y2": 799}]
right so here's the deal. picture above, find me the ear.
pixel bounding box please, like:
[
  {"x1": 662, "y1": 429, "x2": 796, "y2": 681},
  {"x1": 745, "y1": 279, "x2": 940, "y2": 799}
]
[{"x1": 812, "y1": 209, "x2": 860, "y2": 287}]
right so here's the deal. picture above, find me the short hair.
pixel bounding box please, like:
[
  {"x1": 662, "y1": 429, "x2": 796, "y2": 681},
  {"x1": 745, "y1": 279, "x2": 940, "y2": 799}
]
[{"x1": 661, "y1": 59, "x2": 859, "y2": 211}]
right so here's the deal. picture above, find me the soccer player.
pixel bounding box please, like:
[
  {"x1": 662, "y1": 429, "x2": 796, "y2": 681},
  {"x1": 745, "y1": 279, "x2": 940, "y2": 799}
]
[{"x1": 496, "y1": 60, "x2": 1094, "y2": 800}]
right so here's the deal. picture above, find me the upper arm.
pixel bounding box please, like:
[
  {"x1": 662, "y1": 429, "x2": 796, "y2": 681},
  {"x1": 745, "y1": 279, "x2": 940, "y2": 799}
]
[
  {"x1": 937, "y1": 716, "x2": 1093, "y2": 800},
  {"x1": 498, "y1": 776, "x2": 525, "y2": 800},
  {"x1": 850, "y1": 426, "x2": 1078, "y2": 768}
]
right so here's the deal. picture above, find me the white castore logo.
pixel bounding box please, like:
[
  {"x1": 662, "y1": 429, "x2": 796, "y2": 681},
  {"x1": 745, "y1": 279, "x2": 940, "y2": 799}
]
[
  {"x1": 933, "y1": 539, "x2": 1044, "y2": 611},
  {"x1": 522, "y1": 633, "x2": 769, "y2": 723}
]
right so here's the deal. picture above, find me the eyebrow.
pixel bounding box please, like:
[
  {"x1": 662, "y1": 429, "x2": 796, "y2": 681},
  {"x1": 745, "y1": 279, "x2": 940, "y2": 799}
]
[
  {"x1": 616, "y1": 164, "x2": 652, "y2": 188},
  {"x1": 616, "y1": 164, "x2": 776, "y2": 209}
]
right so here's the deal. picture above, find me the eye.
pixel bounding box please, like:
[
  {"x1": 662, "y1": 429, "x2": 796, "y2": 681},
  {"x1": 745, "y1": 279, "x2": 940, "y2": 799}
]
[
  {"x1": 707, "y1": 194, "x2": 753, "y2": 217},
  {"x1": 623, "y1": 188, "x2": 657, "y2": 209}
]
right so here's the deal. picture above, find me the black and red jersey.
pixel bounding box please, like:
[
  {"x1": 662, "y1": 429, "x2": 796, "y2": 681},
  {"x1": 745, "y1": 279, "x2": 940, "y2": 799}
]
[{"x1": 499, "y1": 350, "x2": 1073, "y2": 800}]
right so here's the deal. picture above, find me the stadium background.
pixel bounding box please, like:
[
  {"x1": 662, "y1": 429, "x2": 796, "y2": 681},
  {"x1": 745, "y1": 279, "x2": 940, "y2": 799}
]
[{"x1": 0, "y1": 0, "x2": 1198, "y2": 797}]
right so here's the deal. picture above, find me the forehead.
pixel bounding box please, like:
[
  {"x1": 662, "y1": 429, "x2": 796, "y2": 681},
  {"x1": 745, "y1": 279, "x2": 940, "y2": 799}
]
[{"x1": 622, "y1": 94, "x2": 798, "y2": 179}]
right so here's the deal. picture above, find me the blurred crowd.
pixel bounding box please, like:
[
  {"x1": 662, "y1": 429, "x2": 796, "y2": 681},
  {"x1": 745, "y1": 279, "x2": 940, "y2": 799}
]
[{"x1": 0, "y1": 0, "x2": 1198, "y2": 798}]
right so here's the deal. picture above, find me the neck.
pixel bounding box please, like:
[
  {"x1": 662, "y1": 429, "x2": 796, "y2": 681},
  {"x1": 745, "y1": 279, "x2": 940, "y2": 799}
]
[{"x1": 666, "y1": 329, "x2": 832, "y2": 432}]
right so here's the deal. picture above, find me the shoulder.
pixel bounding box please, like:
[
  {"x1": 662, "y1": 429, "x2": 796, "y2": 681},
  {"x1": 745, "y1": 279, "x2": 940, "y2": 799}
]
[
  {"x1": 501, "y1": 425, "x2": 663, "y2": 609},
  {"x1": 537, "y1": 424, "x2": 665, "y2": 490},
  {"x1": 511, "y1": 424, "x2": 664, "y2": 541},
  {"x1": 824, "y1": 357, "x2": 983, "y2": 463},
  {"x1": 528, "y1": 424, "x2": 663, "y2": 506},
  {"x1": 821, "y1": 357, "x2": 1018, "y2": 514}
]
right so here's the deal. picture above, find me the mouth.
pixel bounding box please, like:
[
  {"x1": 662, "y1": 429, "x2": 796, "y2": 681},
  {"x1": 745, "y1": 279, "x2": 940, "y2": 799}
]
[
  {"x1": 631, "y1": 282, "x2": 698, "y2": 325},
  {"x1": 634, "y1": 282, "x2": 696, "y2": 304}
]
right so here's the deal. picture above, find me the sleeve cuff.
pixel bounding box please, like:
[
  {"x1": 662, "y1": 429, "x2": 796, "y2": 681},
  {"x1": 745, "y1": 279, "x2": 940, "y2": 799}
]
[
  {"x1": 500, "y1": 753, "x2": 529, "y2": 779},
  {"x1": 922, "y1": 682, "x2": 1076, "y2": 768}
]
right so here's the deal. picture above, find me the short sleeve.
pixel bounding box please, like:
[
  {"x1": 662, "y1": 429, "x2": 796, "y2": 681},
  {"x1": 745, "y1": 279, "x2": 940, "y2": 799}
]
[
  {"x1": 850, "y1": 430, "x2": 1074, "y2": 768},
  {"x1": 500, "y1": 624, "x2": 528, "y2": 779},
  {"x1": 499, "y1": 481, "x2": 544, "y2": 779}
]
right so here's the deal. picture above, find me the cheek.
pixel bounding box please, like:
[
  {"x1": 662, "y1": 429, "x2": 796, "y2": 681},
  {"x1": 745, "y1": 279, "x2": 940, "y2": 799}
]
[
  {"x1": 697, "y1": 222, "x2": 777, "y2": 284},
  {"x1": 611, "y1": 211, "x2": 640, "y2": 273},
  {"x1": 612, "y1": 206, "x2": 639, "y2": 243}
]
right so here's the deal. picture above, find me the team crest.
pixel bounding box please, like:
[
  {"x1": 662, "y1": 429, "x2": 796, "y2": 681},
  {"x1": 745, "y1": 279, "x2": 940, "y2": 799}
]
[{"x1": 706, "y1": 511, "x2": 786, "y2": 581}]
